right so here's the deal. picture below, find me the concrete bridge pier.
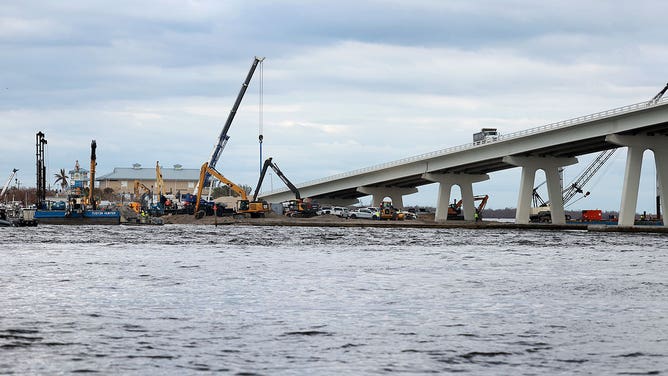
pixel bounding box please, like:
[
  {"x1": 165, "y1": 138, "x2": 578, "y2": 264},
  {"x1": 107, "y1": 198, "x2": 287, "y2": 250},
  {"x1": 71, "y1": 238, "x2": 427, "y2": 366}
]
[
  {"x1": 503, "y1": 156, "x2": 578, "y2": 225},
  {"x1": 607, "y1": 134, "x2": 668, "y2": 227},
  {"x1": 357, "y1": 186, "x2": 418, "y2": 209},
  {"x1": 422, "y1": 173, "x2": 490, "y2": 222}
]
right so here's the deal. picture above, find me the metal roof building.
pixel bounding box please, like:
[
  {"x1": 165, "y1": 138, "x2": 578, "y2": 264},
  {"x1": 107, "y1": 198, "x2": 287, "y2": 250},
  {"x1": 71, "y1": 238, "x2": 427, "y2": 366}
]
[{"x1": 96, "y1": 163, "x2": 200, "y2": 195}]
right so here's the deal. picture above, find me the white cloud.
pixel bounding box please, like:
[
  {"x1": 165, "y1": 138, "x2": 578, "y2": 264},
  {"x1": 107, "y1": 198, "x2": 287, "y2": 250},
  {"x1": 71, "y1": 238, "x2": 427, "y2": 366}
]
[{"x1": 1, "y1": 0, "x2": 666, "y2": 212}]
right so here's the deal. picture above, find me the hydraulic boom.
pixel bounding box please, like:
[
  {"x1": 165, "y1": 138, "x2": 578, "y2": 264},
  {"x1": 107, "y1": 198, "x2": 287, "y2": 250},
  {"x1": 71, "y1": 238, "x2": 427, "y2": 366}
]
[
  {"x1": 252, "y1": 157, "x2": 301, "y2": 201},
  {"x1": 1, "y1": 169, "x2": 18, "y2": 199},
  {"x1": 195, "y1": 162, "x2": 269, "y2": 218},
  {"x1": 204, "y1": 56, "x2": 265, "y2": 187}
]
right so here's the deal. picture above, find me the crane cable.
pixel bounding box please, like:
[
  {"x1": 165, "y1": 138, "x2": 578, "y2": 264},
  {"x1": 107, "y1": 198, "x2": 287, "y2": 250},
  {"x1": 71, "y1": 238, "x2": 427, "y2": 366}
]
[{"x1": 258, "y1": 59, "x2": 264, "y2": 174}]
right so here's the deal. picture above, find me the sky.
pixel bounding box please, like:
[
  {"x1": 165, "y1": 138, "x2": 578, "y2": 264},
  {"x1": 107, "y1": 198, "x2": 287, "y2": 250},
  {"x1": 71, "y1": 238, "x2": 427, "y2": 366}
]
[{"x1": 2, "y1": 0, "x2": 667, "y2": 211}]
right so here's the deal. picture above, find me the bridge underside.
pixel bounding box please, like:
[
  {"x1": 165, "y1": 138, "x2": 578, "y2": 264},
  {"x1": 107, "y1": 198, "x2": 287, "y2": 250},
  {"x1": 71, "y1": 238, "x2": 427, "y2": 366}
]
[{"x1": 309, "y1": 121, "x2": 668, "y2": 202}]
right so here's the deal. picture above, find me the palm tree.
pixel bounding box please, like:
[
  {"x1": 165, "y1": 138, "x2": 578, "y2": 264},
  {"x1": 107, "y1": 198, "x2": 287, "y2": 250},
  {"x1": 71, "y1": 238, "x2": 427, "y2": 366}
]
[{"x1": 54, "y1": 169, "x2": 69, "y2": 192}]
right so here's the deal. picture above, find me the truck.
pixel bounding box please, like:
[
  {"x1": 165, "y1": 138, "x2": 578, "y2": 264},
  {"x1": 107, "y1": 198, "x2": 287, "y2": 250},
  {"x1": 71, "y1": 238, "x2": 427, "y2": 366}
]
[{"x1": 473, "y1": 128, "x2": 499, "y2": 145}]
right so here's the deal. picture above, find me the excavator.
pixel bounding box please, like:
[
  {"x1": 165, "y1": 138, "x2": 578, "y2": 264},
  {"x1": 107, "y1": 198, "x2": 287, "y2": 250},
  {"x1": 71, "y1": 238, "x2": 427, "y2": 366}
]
[
  {"x1": 130, "y1": 180, "x2": 151, "y2": 213},
  {"x1": 252, "y1": 157, "x2": 318, "y2": 217},
  {"x1": 195, "y1": 162, "x2": 270, "y2": 218},
  {"x1": 447, "y1": 195, "x2": 489, "y2": 220}
]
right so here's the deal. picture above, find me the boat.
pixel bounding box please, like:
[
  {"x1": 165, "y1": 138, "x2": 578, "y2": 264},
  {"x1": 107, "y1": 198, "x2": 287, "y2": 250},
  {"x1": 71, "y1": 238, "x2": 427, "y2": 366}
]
[
  {"x1": 0, "y1": 205, "x2": 38, "y2": 227},
  {"x1": 34, "y1": 193, "x2": 120, "y2": 225},
  {"x1": 0, "y1": 208, "x2": 11, "y2": 226},
  {"x1": 32, "y1": 133, "x2": 120, "y2": 225}
]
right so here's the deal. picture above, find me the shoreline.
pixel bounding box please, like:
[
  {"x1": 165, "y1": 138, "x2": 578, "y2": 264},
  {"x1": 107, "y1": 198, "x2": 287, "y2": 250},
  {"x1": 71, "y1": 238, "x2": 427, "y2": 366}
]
[{"x1": 159, "y1": 213, "x2": 668, "y2": 233}]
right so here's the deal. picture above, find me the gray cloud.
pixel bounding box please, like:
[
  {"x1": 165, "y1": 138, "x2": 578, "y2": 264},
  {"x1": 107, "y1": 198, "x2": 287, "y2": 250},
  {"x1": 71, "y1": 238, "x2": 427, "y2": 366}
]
[{"x1": 1, "y1": 0, "x2": 666, "y2": 210}]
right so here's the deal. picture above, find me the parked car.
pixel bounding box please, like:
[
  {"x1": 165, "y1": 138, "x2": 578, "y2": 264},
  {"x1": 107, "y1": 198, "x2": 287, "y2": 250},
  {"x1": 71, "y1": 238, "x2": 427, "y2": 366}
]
[
  {"x1": 331, "y1": 206, "x2": 350, "y2": 218},
  {"x1": 317, "y1": 206, "x2": 332, "y2": 215},
  {"x1": 399, "y1": 210, "x2": 417, "y2": 220},
  {"x1": 349, "y1": 208, "x2": 376, "y2": 219}
]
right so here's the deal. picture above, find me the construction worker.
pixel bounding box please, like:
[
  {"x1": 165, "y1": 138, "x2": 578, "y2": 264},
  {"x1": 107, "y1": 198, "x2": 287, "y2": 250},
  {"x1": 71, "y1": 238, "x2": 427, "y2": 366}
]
[{"x1": 474, "y1": 211, "x2": 480, "y2": 222}]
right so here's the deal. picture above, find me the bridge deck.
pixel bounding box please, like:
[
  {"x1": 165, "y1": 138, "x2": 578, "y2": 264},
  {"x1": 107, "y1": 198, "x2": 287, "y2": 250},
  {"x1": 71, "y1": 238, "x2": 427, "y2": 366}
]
[{"x1": 260, "y1": 98, "x2": 668, "y2": 202}]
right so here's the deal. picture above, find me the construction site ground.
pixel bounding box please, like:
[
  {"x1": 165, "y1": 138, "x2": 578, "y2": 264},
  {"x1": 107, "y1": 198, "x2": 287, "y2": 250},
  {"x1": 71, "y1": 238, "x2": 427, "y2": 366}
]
[{"x1": 158, "y1": 212, "x2": 668, "y2": 233}]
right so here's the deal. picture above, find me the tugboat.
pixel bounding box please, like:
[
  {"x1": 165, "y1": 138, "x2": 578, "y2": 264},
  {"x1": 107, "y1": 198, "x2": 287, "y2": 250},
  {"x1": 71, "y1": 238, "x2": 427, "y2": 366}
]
[
  {"x1": 32, "y1": 133, "x2": 121, "y2": 225},
  {"x1": 0, "y1": 207, "x2": 11, "y2": 226}
]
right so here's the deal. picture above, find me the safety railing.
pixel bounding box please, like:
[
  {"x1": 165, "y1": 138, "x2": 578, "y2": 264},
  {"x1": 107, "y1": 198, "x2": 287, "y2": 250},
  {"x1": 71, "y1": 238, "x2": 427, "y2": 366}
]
[{"x1": 260, "y1": 97, "x2": 668, "y2": 196}]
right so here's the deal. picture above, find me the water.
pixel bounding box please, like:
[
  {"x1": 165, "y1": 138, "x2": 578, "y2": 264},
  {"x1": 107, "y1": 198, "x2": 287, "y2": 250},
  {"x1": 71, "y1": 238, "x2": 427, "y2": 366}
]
[{"x1": 1, "y1": 225, "x2": 666, "y2": 375}]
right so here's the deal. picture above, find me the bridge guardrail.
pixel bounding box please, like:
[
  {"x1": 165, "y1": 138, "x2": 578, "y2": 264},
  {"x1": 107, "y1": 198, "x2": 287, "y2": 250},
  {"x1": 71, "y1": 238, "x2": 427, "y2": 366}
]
[{"x1": 261, "y1": 97, "x2": 668, "y2": 196}]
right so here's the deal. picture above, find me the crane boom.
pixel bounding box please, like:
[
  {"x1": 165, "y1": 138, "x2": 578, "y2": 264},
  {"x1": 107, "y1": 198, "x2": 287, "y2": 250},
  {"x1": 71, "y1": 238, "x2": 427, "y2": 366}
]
[
  {"x1": 205, "y1": 56, "x2": 265, "y2": 186},
  {"x1": 561, "y1": 149, "x2": 616, "y2": 205},
  {"x1": 1, "y1": 169, "x2": 18, "y2": 199},
  {"x1": 252, "y1": 157, "x2": 300, "y2": 201},
  {"x1": 649, "y1": 82, "x2": 668, "y2": 105}
]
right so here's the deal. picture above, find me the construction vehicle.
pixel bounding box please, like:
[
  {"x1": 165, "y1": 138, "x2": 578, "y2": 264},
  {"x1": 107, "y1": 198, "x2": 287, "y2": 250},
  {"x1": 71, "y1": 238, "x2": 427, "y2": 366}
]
[
  {"x1": 200, "y1": 56, "x2": 265, "y2": 196},
  {"x1": 1, "y1": 169, "x2": 18, "y2": 200},
  {"x1": 447, "y1": 195, "x2": 489, "y2": 220},
  {"x1": 130, "y1": 180, "x2": 152, "y2": 213},
  {"x1": 156, "y1": 161, "x2": 165, "y2": 197},
  {"x1": 530, "y1": 149, "x2": 616, "y2": 222},
  {"x1": 252, "y1": 157, "x2": 318, "y2": 217},
  {"x1": 378, "y1": 200, "x2": 404, "y2": 220},
  {"x1": 195, "y1": 162, "x2": 270, "y2": 218},
  {"x1": 473, "y1": 128, "x2": 499, "y2": 145}
]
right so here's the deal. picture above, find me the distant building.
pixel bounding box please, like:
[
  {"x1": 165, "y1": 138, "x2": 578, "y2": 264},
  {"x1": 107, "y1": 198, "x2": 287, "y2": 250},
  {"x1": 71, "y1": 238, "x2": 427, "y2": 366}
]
[
  {"x1": 69, "y1": 160, "x2": 89, "y2": 189},
  {"x1": 96, "y1": 163, "x2": 200, "y2": 196}
]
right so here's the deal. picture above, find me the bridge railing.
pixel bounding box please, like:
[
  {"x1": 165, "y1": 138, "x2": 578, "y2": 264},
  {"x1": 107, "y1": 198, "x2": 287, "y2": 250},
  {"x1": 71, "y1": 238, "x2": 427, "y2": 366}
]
[{"x1": 260, "y1": 97, "x2": 668, "y2": 196}]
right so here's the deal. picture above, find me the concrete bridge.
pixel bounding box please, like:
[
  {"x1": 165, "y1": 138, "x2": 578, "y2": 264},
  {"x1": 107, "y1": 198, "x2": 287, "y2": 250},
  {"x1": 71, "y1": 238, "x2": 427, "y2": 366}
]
[{"x1": 259, "y1": 98, "x2": 668, "y2": 226}]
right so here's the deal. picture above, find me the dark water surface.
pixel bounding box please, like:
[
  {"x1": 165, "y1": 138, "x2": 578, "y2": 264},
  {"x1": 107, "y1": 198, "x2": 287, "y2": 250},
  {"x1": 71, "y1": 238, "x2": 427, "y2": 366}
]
[{"x1": 1, "y1": 225, "x2": 666, "y2": 375}]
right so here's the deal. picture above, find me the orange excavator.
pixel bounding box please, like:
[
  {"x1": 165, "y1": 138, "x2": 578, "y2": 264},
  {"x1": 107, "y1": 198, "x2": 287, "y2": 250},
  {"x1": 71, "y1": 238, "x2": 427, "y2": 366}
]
[
  {"x1": 194, "y1": 162, "x2": 270, "y2": 218},
  {"x1": 447, "y1": 195, "x2": 489, "y2": 220}
]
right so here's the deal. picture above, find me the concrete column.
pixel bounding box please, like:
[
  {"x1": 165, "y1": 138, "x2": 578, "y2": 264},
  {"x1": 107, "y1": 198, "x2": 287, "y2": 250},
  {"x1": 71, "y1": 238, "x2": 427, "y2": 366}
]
[
  {"x1": 357, "y1": 186, "x2": 418, "y2": 209},
  {"x1": 607, "y1": 134, "x2": 668, "y2": 227},
  {"x1": 655, "y1": 149, "x2": 668, "y2": 224},
  {"x1": 503, "y1": 156, "x2": 578, "y2": 224},
  {"x1": 618, "y1": 146, "x2": 644, "y2": 226},
  {"x1": 545, "y1": 166, "x2": 567, "y2": 225},
  {"x1": 422, "y1": 172, "x2": 489, "y2": 222}
]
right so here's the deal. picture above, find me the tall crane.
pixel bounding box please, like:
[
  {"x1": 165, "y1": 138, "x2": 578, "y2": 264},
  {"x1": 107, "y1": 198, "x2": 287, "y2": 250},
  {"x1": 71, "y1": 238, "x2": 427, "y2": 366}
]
[
  {"x1": 204, "y1": 56, "x2": 265, "y2": 188},
  {"x1": 1, "y1": 169, "x2": 18, "y2": 200}
]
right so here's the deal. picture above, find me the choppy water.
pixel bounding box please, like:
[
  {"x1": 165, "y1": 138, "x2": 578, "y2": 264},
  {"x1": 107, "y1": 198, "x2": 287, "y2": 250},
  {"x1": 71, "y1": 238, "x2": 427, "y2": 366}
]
[{"x1": 1, "y1": 225, "x2": 667, "y2": 375}]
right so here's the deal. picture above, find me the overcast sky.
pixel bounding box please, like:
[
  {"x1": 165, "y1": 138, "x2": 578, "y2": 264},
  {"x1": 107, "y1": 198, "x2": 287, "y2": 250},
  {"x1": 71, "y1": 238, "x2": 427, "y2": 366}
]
[{"x1": 2, "y1": 1, "x2": 667, "y2": 211}]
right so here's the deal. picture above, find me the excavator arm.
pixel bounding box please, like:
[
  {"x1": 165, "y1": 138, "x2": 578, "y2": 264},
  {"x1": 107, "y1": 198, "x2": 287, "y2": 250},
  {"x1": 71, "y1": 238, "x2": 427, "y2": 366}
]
[
  {"x1": 252, "y1": 157, "x2": 301, "y2": 201},
  {"x1": 195, "y1": 162, "x2": 249, "y2": 213},
  {"x1": 156, "y1": 161, "x2": 165, "y2": 197}
]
